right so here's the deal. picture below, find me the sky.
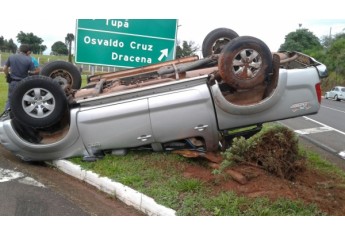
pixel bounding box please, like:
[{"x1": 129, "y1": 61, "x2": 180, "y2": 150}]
[{"x1": 0, "y1": 0, "x2": 344, "y2": 57}]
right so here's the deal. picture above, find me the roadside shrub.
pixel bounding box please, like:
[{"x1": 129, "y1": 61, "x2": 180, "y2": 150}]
[{"x1": 220, "y1": 125, "x2": 306, "y2": 180}]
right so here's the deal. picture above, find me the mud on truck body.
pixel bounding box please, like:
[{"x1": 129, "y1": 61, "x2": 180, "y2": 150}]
[{"x1": 0, "y1": 28, "x2": 327, "y2": 161}]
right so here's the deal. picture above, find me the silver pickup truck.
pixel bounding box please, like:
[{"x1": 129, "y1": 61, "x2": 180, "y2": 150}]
[{"x1": 0, "y1": 28, "x2": 327, "y2": 161}]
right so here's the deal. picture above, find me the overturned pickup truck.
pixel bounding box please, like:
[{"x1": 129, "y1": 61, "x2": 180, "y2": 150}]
[{"x1": 0, "y1": 28, "x2": 327, "y2": 161}]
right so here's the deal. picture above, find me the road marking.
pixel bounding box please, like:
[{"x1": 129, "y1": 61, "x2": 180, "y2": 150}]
[
  {"x1": 340, "y1": 151, "x2": 345, "y2": 159},
  {"x1": 321, "y1": 105, "x2": 345, "y2": 114},
  {"x1": 303, "y1": 116, "x2": 345, "y2": 136},
  {"x1": 295, "y1": 126, "x2": 334, "y2": 135},
  {"x1": 0, "y1": 168, "x2": 45, "y2": 187},
  {"x1": 18, "y1": 177, "x2": 46, "y2": 188},
  {"x1": 295, "y1": 116, "x2": 345, "y2": 160},
  {"x1": 0, "y1": 168, "x2": 24, "y2": 182}
]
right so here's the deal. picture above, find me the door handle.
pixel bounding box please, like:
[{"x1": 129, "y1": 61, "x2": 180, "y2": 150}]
[
  {"x1": 137, "y1": 134, "x2": 152, "y2": 142},
  {"x1": 194, "y1": 124, "x2": 208, "y2": 132}
]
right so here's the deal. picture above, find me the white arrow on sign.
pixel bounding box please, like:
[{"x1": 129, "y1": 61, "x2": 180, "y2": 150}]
[{"x1": 158, "y1": 49, "x2": 168, "y2": 61}]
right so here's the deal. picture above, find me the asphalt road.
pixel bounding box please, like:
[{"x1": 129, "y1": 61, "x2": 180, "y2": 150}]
[
  {"x1": 279, "y1": 97, "x2": 345, "y2": 166},
  {"x1": 0, "y1": 146, "x2": 144, "y2": 216}
]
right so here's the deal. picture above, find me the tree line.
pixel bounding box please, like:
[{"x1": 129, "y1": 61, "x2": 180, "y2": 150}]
[
  {"x1": 0, "y1": 31, "x2": 47, "y2": 54},
  {"x1": 0, "y1": 32, "x2": 75, "y2": 62},
  {"x1": 0, "y1": 37, "x2": 17, "y2": 53},
  {"x1": 279, "y1": 27, "x2": 345, "y2": 90}
]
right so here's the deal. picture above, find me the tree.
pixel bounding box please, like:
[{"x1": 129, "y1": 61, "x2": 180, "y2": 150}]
[
  {"x1": 320, "y1": 35, "x2": 333, "y2": 49},
  {"x1": 51, "y1": 41, "x2": 68, "y2": 55},
  {"x1": 0, "y1": 36, "x2": 4, "y2": 51},
  {"x1": 7, "y1": 39, "x2": 18, "y2": 53},
  {"x1": 65, "y1": 33, "x2": 74, "y2": 63},
  {"x1": 325, "y1": 38, "x2": 345, "y2": 74},
  {"x1": 279, "y1": 28, "x2": 322, "y2": 53},
  {"x1": 16, "y1": 31, "x2": 47, "y2": 54},
  {"x1": 175, "y1": 40, "x2": 199, "y2": 58},
  {"x1": 0, "y1": 36, "x2": 17, "y2": 53}
]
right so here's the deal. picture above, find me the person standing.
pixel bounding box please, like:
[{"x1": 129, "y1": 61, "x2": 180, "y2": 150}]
[
  {"x1": 3, "y1": 44, "x2": 35, "y2": 111},
  {"x1": 30, "y1": 52, "x2": 40, "y2": 75}
]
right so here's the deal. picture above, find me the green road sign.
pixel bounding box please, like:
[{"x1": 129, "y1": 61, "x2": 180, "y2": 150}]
[{"x1": 75, "y1": 19, "x2": 178, "y2": 68}]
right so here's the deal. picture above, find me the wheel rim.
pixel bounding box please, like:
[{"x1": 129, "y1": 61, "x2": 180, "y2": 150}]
[
  {"x1": 232, "y1": 49, "x2": 262, "y2": 80},
  {"x1": 212, "y1": 38, "x2": 231, "y2": 54},
  {"x1": 22, "y1": 88, "x2": 56, "y2": 118},
  {"x1": 49, "y1": 69, "x2": 73, "y2": 86}
]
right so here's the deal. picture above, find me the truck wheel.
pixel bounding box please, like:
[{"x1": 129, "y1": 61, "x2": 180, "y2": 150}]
[
  {"x1": 10, "y1": 75, "x2": 68, "y2": 128},
  {"x1": 202, "y1": 28, "x2": 239, "y2": 58},
  {"x1": 40, "y1": 61, "x2": 82, "y2": 89},
  {"x1": 218, "y1": 36, "x2": 273, "y2": 90}
]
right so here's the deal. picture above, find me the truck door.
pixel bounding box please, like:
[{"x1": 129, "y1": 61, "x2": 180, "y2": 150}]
[
  {"x1": 148, "y1": 84, "x2": 219, "y2": 151},
  {"x1": 77, "y1": 98, "x2": 153, "y2": 152}
]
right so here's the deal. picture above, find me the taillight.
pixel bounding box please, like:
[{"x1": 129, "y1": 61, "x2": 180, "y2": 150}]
[{"x1": 315, "y1": 83, "x2": 322, "y2": 104}]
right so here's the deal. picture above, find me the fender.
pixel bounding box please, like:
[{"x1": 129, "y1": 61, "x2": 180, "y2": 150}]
[{"x1": 211, "y1": 70, "x2": 287, "y2": 115}]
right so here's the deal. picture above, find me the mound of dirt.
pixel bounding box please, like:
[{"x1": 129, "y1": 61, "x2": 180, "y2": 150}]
[
  {"x1": 183, "y1": 162, "x2": 345, "y2": 215},
  {"x1": 244, "y1": 126, "x2": 306, "y2": 180},
  {"x1": 178, "y1": 126, "x2": 345, "y2": 215}
]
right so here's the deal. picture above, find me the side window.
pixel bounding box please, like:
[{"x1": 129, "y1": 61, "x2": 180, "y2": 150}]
[
  {"x1": 342, "y1": 88, "x2": 345, "y2": 92},
  {"x1": 334, "y1": 88, "x2": 339, "y2": 91}
]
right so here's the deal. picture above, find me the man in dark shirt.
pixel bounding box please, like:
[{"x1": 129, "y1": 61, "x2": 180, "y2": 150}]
[{"x1": 3, "y1": 44, "x2": 35, "y2": 111}]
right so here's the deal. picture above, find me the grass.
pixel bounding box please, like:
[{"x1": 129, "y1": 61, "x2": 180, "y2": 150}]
[
  {"x1": 301, "y1": 146, "x2": 345, "y2": 180},
  {"x1": 0, "y1": 52, "x2": 68, "y2": 68},
  {"x1": 67, "y1": 124, "x2": 344, "y2": 216},
  {"x1": 69, "y1": 149, "x2": 328, "y2": 216},
  {"x1": 0, "y1": 73, "x2": 7, "y2": 111}
]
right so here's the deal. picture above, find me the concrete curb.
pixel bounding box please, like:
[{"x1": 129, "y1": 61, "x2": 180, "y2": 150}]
[{"x1": 50, "y1": 160, "x2": 176, "y2": 216}]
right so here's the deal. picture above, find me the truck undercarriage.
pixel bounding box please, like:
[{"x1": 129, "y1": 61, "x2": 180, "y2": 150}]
[{"x1": 0, "y1": 28, "x2": 327, "y2": 161}]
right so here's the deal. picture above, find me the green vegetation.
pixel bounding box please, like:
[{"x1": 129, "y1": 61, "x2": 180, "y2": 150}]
[
  {"x1": 70, "y1": 149, "x2": 325, "y2": 216},
  {"x1": 0, "y1": 52, "x2": 69, "y2": 67},
  {"x1": 302, "y1": 146, "x2": 345, "y2": 180},
  {"x1": 175, "y1": 40, "x2": 199, "y2": 58},
  {"x1": 0, "y1": 73, "x2": 7, "y2": 111},
  {"x1": 67, "y1": 124, "x2": 344, "y2": 216},
  {"x1": 16, "y1": 31, "x2": 46, "y2": 54},
  {"x1": 65, "y1": 33, "x2": 75, "y2": 63},
  {"x1": 279, "y1": 28, "x2": 323, "y2": 52},
  {"x1": 51, "y1": 41, "x2": 68, "y2": 55},
  {"x1": 218, "y1": 125, "x2": 306, "y2": 180},
  {"x1": 279, "y1": 28, "x2": 345, "y2": 92}
]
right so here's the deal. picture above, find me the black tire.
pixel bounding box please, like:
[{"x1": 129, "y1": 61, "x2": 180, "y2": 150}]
[
  {"x1": 334, "y1": 95, "x2": 339, "y2": 101},
  {"x1": 218, "y1": 36, "x2": 273, "y2": 90},
  {"x1": 202, "y1": 28, "x2": 239, "y2": 58},
  {"x1": 40, "y1": 61, "x2": 82, "y2": 89},
  {"x1": 10, "y1": 75, "x2": 68, "y2": 128}
]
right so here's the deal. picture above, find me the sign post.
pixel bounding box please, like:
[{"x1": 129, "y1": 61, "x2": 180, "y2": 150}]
[{"x1": 75, "y1": 19, "x2": 178, "y2": 68}]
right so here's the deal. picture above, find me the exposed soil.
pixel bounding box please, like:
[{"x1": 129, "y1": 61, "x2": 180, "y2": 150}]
[{"x1": 178, "y1": 137, "x2": 345, "y2": 216}]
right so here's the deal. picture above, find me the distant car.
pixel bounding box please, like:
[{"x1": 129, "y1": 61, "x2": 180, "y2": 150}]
[{"x1": 324, "y1": 86, "x2": 345, "y2": 101}]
